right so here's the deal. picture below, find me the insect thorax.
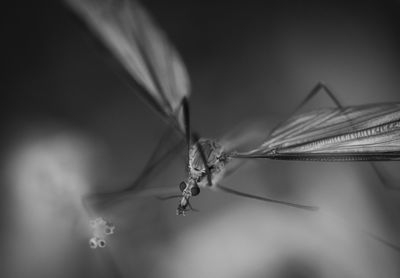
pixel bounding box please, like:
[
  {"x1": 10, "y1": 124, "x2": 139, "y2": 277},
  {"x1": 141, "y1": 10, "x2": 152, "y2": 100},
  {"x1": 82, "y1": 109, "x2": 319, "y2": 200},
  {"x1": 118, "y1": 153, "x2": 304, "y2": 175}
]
[{"x1": 188, "y1": 138, "x2": 227, "y2": 187}]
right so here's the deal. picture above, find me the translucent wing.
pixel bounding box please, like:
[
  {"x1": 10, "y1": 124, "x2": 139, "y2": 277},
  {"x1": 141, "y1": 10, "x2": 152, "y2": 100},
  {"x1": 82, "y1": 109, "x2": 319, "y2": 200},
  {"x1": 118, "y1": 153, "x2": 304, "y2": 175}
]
[
  {"x1": 65, "y1": 0, "x2": 190, "y2": 131},
  {"x1": 235, "y1": 103, "x2": 400, "y2": 161},
  {"x1": 83, "y1": 127, "x2": 185, "y2": 210}
]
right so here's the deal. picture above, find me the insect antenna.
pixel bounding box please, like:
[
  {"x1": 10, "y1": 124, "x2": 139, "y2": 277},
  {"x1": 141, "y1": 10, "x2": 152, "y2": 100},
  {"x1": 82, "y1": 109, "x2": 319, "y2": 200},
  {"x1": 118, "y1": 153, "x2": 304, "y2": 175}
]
[{"x1": 216, "y1": 184, "x2": 318, "y2": 211}]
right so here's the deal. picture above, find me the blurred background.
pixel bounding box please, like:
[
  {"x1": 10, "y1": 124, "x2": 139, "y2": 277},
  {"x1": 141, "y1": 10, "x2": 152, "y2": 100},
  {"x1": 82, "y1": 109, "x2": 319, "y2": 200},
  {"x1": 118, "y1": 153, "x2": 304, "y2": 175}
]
[{"x1": 1, "y1": 0, "x2": 400, "y2": 277}]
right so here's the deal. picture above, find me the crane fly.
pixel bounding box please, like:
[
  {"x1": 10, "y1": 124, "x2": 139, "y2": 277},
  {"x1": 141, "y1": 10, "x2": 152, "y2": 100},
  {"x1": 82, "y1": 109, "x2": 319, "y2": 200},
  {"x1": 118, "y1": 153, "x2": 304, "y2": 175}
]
[
  {"x1": 65, "y1": 0, "x2": 400, "y2": 252},
  {"x1": 65, "y1": 0, "x2": 319, "y2": 215},
  {"x1": 64, "y1": 0, "x2": 400, "y2": 212},
  {"x1": 63, "y1": 0, "x2": 400, "y2": 254}
]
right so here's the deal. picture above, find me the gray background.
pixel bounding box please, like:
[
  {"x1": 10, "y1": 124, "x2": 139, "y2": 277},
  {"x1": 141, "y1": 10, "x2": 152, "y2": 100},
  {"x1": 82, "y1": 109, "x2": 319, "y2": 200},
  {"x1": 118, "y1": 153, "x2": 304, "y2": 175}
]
[{"x1": 1, "y1": 0, "x2": 400, "y2": 277}]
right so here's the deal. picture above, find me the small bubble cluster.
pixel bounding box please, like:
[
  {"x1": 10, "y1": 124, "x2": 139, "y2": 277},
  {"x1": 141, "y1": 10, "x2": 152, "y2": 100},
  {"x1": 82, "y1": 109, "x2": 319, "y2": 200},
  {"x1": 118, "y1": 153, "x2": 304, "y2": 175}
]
[{"x1": 89, "y1": 217, "x2": 115, "y2": 249}]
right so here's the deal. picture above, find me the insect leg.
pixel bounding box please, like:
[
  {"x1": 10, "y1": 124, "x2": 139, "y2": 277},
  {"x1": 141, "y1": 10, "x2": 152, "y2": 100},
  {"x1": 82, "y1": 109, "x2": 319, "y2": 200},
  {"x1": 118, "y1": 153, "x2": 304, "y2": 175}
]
[
  {"x1": 318, "y1": 210, "x2": 400, "y2": 254},
  {"x1": 268, "y1": 82, "x2": 342, "y2": 137},
  {"x1": 83, "y1": 127, "x2": 184, "y2": 210},
  {"x1": 187, "y1": 202, "x2": 200, "y2": 212},
  {"x1": 366, "y1": 232, "x2": 400, "y2": 252},
  {"x1": 293, "y1": 82, "x2": 343, "y2": 112},
  {"x1": 156, "y1": 195, "x2": 181, "y2": 200},
  {"x1": 181, "y1": 97, "x2": 192, "y2": 158},
  {"x1": 271, "y1": 82, "x2": 398, "y2": 190},
  {"x1": 85, "y1": 97, "x2": 202, "y2": 210},
  {"x1": 224, "y1": 160, "x2": 248, "y2": 179},
  {"x1": 312, "y1": 84, "x2": 398, "y2": 190},
  {"x1": 215, "y1": 184, "x2": 318, "y2": 211},
  {"x1": 307, "y1": 84, "x2": 398, "y2": 190},
  {"x1": 272, "y1": 83, "x2": 400, "y2": 250},
  {"x1": 126, "y1": 127, "x2": 184, "y2": 192},
  {"x1": 156, "y1": 195, "x2": 199, "y2": 213},
  {"x1": 368, "y1": 163, "x2": 399, "y2": 191}
]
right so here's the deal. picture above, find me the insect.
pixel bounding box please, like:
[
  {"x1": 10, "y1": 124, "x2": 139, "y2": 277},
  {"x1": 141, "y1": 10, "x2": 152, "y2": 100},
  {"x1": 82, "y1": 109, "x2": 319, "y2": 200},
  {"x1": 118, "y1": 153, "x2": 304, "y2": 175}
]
[
  {"x1": 65, "y1": 0, "x2": 319, "y2": 215},
  {"x1": 65, "y1": 0, "x2": 400, "y2": 216},
  {"x1": 64, "y1": 0, "x2": 400, "y2": 253}
]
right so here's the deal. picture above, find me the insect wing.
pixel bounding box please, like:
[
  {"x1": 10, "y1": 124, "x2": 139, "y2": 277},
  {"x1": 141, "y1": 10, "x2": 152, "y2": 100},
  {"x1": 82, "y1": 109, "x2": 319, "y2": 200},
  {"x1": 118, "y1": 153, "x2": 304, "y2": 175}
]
[
  {"x1": 236, "y1": 103, "x2": 400, "y2": 159},
  {"x1": 83, "y1": 127, "x2": 185, "y2": 209},
  {"x1": 219, "y1": 120, "x2": 270, "y2": 153},
  {"x1": 65, "y1": 0, "x2": 190, "y2": 131}
]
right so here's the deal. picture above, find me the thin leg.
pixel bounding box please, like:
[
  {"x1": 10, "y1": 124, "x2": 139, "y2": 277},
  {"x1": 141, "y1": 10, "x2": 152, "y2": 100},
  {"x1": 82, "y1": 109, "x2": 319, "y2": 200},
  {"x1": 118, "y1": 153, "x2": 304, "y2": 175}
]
[
  {"x1": 294, "y1": 82, "x2": 343, "y2": 112},
  {"x1": 369, "y1": 163, "x2": 399, "y2": 191},
  {"x1": 318, "y1": 210, "x2": 400, "y2": 254},
  {"x1": 312, "y1": 84, "x2": 398, "y2": 190},
  {"x1": 86, "y1": 185, "x2": 180, "y2": 211},
  {"x1": 315, "y1": 83, "x2": 398, "y2": 190},
  {"x1": 366, "y1": 232, "x2": 400, "y2": 253},
  {"x1": 156, "y1": 195, "x2": 181, "y2": 200},
  {"x1": 224, "y1": 160, "x2": 248, "y2": 179},
  {"x1": 187, "y1": 202, "x2": 199, "y2": 212},
  {"x1": 181, "y1": 97, "x2": 192, "y2": 158},
  {"x1": 216, "y1": 184, "x2": 318, "y2": 211},
  {"x1": 268, "y1": 82, "x2": 342, "y2": 137},
  {"x1": 270, "y1": 81, "x2": 398, "y2": 190},
  {"x1": 156, "y1": 195, "x2": 199, "y2": 212},
  {"x1": 83, "y1": 128, "x2": 184, "y2": 210},
  {"x1": 156, "y1": 195, "x2": 199, "y2": 213},
  {"x1": 181, "y1": 98, "x2": 211, "y2": 185},
  {"x1": 115, "y1": 97, "x2": 188, "y2": 194},
  {"x1": 125, "y1": 126, "x2": 184, "y2": 192},
  {"x1": 113, "y1": 98, "x2": 190, "y2": 195}
]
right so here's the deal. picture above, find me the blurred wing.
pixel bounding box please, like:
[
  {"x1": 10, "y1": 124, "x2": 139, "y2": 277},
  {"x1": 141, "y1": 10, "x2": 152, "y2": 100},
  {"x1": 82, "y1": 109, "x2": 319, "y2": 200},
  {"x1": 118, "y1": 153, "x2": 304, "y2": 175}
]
[
  {"x1": 84, "y1": 127, "x2": 185, "y2": 210},
  {"x1": 84, "y1": 186, "x2": 181, "y2": 212},
  {"x1": 235, "y1": 103, "x2": 400, "y2": 161},
  {"x1": 65, "y1": 0, "x2": 190, "y2": 131},
  {"x1": 219, "y1": 120, "x2": 269, "y2": 153}
]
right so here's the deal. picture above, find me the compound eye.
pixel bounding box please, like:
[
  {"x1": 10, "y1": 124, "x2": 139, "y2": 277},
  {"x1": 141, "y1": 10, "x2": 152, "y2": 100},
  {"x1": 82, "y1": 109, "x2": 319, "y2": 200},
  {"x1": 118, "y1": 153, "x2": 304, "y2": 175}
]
[
  {"x1": 179, "y1": 181, "x2": 187, "y2": 192},
  {"x1": 190, "y1": 186, "x2": 200, "y2": 196},
  {"x1": 98, "y1": 239, "x2": 106, "y2": 248}
]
